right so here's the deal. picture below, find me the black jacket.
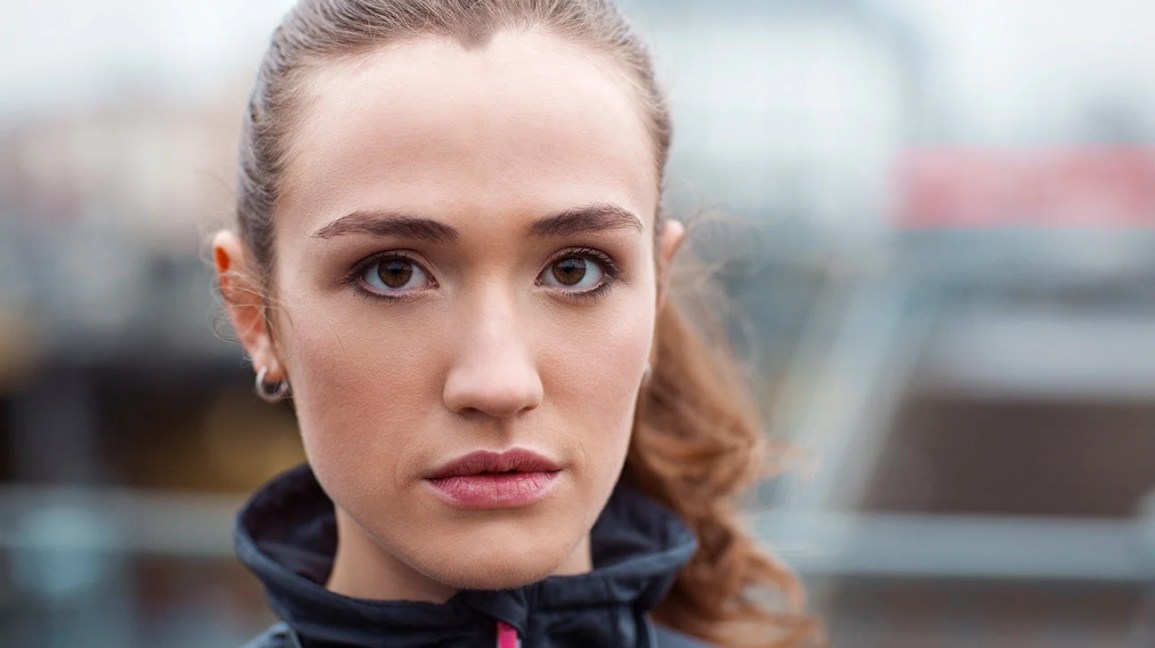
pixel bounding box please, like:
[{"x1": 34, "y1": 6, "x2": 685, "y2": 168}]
[{"x1": 236, "y1": 464, "x2": 709, "y2": 647}]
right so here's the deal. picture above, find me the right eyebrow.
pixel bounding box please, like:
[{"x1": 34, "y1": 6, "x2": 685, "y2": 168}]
[{"x1": 311, "y1": 210, "x2": 460, "y2": 242}]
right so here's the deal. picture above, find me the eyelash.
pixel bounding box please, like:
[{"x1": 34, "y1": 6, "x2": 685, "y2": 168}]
[{"x1": 344, "y1": 247, "x2": 623, "y2": 303}]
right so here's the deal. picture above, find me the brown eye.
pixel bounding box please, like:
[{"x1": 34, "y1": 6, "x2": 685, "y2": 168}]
[
  {"x1": 551, "y1": 257, "x2": 587, "y2": 286},
  {"x1": 377, "y1": 260, "x2": 414, "y2": 288},
  {"x1": 360, "y1": 256, "x2": 431, "y2": 295},
  {"x1": 540, "y1": 254, "x2": 605, "y2": 292}
]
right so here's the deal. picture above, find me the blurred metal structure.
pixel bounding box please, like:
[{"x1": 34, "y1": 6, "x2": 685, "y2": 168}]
[{"x1": 756, "y1": 230, "x2": 1155, "y2": 645}]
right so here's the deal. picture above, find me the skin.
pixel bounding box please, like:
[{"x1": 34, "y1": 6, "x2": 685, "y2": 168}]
[{"x1": 214, "y1": 30, "x2": 684, "y2": 603}]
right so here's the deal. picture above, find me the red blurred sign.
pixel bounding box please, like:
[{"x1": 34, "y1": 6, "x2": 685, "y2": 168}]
[{"x1": 895, "y1": 147, "x2": 1155, "y2": 227}]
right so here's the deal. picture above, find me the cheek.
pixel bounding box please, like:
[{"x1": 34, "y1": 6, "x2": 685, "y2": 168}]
[
  {"x1": 274, "y1": 292, "x2": 446, "y2": 486},
  {"x1": 542, "y1": 294, "x2": 655, "y2": 478}
]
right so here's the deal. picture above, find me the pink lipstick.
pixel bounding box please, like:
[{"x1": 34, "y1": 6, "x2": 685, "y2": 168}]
[{"x1": 424, "y1": 449, "x2": 561, "y2": 509}]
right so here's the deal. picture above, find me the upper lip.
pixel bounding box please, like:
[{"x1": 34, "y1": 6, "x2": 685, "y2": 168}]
[{"x1": 425, "y1": 449, "x2": 562, "y2": 479}]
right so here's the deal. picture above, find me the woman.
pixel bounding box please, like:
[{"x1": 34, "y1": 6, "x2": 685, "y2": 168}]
[{"x1": 212, "y1": 0, "x2": 817, "y2": 646}]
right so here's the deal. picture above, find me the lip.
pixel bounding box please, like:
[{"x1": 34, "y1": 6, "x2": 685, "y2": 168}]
[{"x1": 424, "y1": 449, "x2": 562, "y2": 509}]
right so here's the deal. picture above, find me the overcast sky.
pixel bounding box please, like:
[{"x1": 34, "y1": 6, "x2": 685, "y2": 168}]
[
  {"x1": 1, "y1": 0, "x2": 295, "y2": 117},
  {"x1": 4, "y1": 0, "x2": 1155, "y2": 143}
]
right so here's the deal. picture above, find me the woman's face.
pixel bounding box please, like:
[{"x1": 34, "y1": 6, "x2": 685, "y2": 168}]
[{"x1": 221, "y1": 31, "x2": 681, "y2": 597}]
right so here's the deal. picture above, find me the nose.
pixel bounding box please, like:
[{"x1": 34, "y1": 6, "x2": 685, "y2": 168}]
[{"x1": 442, "y1": 292, "x2": 543, "y2": 419}]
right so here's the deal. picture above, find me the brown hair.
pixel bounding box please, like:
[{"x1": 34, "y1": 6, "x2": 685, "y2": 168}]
[{"x1": 231, "y1": 0, "x2": 818, "y2": 645}]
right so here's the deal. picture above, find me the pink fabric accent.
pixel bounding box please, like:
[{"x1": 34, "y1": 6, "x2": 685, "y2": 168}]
[{"x1": 496, "y1": 621, "x2": 520, "y2": 648}]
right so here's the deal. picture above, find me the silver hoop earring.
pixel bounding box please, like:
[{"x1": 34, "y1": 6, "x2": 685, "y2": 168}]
[{"x1": 255, "y1": 366, "x2": 290, "y2": 403}]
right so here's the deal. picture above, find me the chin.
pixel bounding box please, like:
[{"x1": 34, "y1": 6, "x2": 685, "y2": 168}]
[
  {"x1": 414, "y1": 531, "x2": 582, "y2": 591},
  {"x1": 433, "y1": 563, "x2": 554, "y2": 591}
]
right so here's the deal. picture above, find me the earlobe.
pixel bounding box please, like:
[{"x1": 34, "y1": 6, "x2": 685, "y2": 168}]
[
  {"x1": 212, "y1": 230, "x2": 284, "y2": 381},
  {"x1": 656, "y1": 219, "x2": 685, "y2": 310}
]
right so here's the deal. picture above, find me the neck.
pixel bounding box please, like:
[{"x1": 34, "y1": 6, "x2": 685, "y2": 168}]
[{"x1": 325, "y1": 508, "x2": 593, "y2": 603}]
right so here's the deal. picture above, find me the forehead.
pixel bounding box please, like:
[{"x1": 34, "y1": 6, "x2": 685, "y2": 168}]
[{"x1": 276, "y1": 30, "x2": 659, "y2": 236}]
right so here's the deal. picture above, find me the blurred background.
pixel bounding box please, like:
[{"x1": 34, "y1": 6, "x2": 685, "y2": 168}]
[{"x1": 2, "y1": 0, "x2": 1155, "y2": 645}]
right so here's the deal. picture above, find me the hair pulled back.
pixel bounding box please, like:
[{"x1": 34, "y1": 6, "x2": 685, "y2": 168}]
[{"x1": 233, "y1": 1, "x2": 817, "y2": 645}]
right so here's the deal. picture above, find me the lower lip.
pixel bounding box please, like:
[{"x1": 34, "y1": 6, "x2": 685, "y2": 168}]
[{"x1": 425, "y1": 471, "x2": 560, "y2": 509}]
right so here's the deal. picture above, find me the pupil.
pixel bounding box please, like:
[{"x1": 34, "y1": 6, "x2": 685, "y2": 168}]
[
  {"x1": 552, "y1": 257, "x2": 587, "y2": 286},
  {"x1": 377, "y1": 260, "x2": 413, "y2": 289}
]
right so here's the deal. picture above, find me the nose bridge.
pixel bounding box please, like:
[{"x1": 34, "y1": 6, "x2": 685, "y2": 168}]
[
  {"x1": 468, "y1": 281, "x2": 522, "y2": 352},
  {"x1": 443, "y1": 281, "x2": 542, "y2": 417}
]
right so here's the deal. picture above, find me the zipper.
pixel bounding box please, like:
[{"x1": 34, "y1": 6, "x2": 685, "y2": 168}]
[{"x1": 496, "y1": 621, "x2": 521, "y2": 648}]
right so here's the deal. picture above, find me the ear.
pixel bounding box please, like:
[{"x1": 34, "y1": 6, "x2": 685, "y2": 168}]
[
  {"x1": 656, "y1": 219, "x2": 685, "y2": 311},
  {"x1": 213, "y1": 230, "x2": 286, "y2": 382}
]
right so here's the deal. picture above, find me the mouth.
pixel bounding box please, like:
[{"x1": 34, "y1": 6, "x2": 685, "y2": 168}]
[{"x1": 424, "y1": 449, "x2": 562, "y2": 509}]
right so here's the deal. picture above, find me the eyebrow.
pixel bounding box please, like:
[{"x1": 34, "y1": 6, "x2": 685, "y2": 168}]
[
  {"x1": 312, "y1": 211, "x2": 459, "y2": 242},
  {"x1": 311, "y1": 203, "x2": 643, "y2": 242},
  {"x1": 528, "y1": 204, "x2": 644, "y2": 238}
]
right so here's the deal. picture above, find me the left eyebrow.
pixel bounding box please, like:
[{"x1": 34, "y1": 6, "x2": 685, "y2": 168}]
[
  {"x1": 310, "y1": 210, "x2": 459, "y2": 242},
  {"x1": 528, "y1": 203, "x2": 644, "y2": 238}
]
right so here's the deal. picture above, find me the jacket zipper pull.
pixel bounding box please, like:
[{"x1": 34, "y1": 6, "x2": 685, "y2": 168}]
[{"x1": 496, "y1": 621, "x2": 521, "y2": 648}]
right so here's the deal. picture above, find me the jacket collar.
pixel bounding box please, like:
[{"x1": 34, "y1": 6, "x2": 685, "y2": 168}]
[{"x1": 235, "y1": 464, "x2": 697, "y2": 647}]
